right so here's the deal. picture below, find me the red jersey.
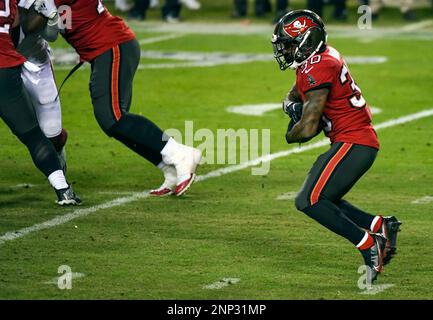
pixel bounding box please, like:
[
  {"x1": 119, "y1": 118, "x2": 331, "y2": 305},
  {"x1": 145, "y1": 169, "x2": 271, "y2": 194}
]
[
  {"x1": 55, "y1": 0, "x2": 135, "y2": 62},
  {"x1": 296, "y1": 46, "x2": 379, "y2": 150},
  {"x1": 0, "y1": 0, "x2": 26, "y2": 68}
]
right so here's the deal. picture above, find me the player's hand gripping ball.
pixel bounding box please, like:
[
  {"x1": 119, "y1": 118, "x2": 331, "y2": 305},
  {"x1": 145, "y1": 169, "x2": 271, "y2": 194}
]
[
  {"x1": 285, "y1": 103, "x2": 324, "y2": 143},
  {"x1": 283, "y1": 101, "x2": 304, "y2": 132}
]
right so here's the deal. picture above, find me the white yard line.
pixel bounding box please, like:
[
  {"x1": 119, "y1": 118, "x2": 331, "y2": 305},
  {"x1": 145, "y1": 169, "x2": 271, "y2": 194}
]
[
  {"x1": 373, "y1": 109, "x2": 433, "y2": 130},
  {"x1": 126, "y1": 21, "x2": 433, "y2": 41},
  {"x1": 1, "y1": 109, "x2": 433, "y2": 246},
  {"x1": 0, "y1": 191, "x2": 151, "y2": 245},
  {"x1": 53, "y1": 48, "x2": 387, "y2": 70},
  {"x1": 128, "y1": 21, "x2": 273, "y2": 35},
  {"x1": 412, "y1": 196, "x2": 433, "y2": 204},
  {"x1": 226, "y1": 103, "x2": 382, "y2": 117},
  {"x1": 11, "y1": 184, "x2": 39, "y2": 189},
  {"x1": 276, "y1": 192, "x2": 298, "y2": 201},
  {"x1": 203, "y1": 278, "x2": 240, "y2": 290},
  {"x1": 137, "y1": 55, "x2": 386, "y2": 70},
  {"x1": 227, "y1": 103, "x2": 282, "y2": 116},
  {"x1": 129, "y1": 21, "x2": 433, "y2": 37},
  {"x1": 401, "y1": 19, "x2": 433, "y2": 32},
  {"x1": 97, "y1": 191, "x2": 137, "y2": 195},
  {"x1": 138, "y1": 34, "x2": 185, "y2": 45},
  {"x1": 53, "y1": 34, "x2": 184, "y2": 68}
]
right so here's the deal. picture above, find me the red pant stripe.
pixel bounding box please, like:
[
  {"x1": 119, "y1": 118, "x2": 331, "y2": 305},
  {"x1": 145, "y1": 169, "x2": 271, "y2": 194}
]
[
  {"x1": 111, "y1": 46, "x2": 122, "y2": 121},
  {"x1": 310, "y1": 143, "x2": 353, "y2": 205}
]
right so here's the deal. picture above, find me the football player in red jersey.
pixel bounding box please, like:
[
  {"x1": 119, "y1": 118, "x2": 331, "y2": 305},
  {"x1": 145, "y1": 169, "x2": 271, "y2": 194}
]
[
  {"x1": 0, "y1": 0, "x2": 80, "y2": 205},
  {"x1": 272, "y1": 10, "x2": 401, "y2": 284},
  {"x1": 31, "y1": 0, "x2": 202, "y2": 197}
]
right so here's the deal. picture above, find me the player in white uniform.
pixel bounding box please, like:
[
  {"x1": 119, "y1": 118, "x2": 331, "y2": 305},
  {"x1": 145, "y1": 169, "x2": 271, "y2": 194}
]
[{"x1": 17, "y1": 0, "x2": 67, "y2": 172}]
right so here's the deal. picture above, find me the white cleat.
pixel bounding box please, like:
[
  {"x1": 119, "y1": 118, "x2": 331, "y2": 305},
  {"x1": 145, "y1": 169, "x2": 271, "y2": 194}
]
[
  {"x1": 173, "y1": 148, "x2": 201, "y2": 197},
  {"x1": 150, "y1": 164, "x2": 177, "y2": 197},
  {"x1": 161, "y1": 139, "x2": 202, "y2": 197}
]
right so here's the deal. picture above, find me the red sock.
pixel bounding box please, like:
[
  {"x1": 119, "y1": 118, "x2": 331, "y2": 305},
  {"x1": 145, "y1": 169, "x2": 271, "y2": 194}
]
[
  {"x1": 357, "y1": 232, "x2": 374, "y2": 250},
  {"x1": 370, "y1": 215, "x2": 383, "y2": 233}
]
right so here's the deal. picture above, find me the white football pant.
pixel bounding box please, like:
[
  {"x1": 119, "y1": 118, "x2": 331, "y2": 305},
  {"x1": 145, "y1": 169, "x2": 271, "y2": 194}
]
[{"x1": 21, "y1": 60, "x2": 62, "y2": 139}]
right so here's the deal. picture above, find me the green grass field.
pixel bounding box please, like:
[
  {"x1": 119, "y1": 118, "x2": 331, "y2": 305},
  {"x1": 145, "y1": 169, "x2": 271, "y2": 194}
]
[{"x1": 1, "y1": 1, "x2": 433, "y2": 300}]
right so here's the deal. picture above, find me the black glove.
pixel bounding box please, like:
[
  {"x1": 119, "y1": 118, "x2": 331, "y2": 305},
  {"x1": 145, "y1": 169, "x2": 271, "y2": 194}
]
[
  {"x1": 286, "y1": 105, "x2": 324, "y2": 144},
  {"x1": 283, "y1": 101, "x2": 303, "y2": 123}
]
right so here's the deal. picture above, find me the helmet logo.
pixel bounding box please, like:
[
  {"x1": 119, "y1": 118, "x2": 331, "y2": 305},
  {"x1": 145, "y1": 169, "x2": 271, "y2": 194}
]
[{"x1": 283, "y1": 16, "x2": 318, "y2": 37}]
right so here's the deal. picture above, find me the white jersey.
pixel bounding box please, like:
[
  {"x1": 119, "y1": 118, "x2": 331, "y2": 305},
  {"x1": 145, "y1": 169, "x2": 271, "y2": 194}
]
[{"x1": 17, "y1": 0, "x2": 50, "y2": 65}]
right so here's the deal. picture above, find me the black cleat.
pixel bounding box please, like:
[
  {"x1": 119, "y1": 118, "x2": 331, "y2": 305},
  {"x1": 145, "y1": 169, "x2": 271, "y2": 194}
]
[
  {"x1": 360, "y1": 234, "x2": 387, "y2": 284},
  {"x1": 381, "y1": 216, "x2": 402, "y2": 265},
  {"x1": 55, "y1": 186, "x2": 82, "y2": 206}
]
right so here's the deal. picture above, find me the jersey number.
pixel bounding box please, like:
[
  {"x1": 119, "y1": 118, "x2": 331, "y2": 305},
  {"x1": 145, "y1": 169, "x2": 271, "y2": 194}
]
[
  {"x1": 97, "y1": 0, "x2": 105, "y2": 14},
  {"x1": 0, "y1": 0, "x2": 10, "y2": 34},
  {"x1": 340, "y1": 64, "x2": 366, "y2": 109}
]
